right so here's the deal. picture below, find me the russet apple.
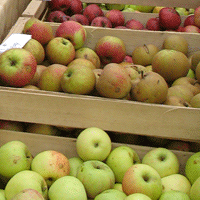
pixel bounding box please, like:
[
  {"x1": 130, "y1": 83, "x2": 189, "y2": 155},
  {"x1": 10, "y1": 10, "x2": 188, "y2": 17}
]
[
  {"x1": 95, "y1": 36, "x2": 126, "y2": 65},
  {"x1": 23, "y1": 18, "x2": 54, "y2": 45},
  {"x1": 105, "y1": 10, "x2": 125, "y2": 27},
  {"x1": 55, "y1": 21, "x2": 86, "y2": 50},
  {"x1": 0, "y1": 48, "x2": 37, "y2": 87},
  {"x1": 164, "y1": 95, "x2": 191, "y2": 107},
  {"x1": 190, "y1": 93, "x2": 200, "y2": 108},
  {"x1": 190, "y1": 50, "x2": 200, "y2": 72},
  {"x1": 95, "y1": 63, "x2": 132, "y2": 99},
  {"x1": 195, "y1": 61, "x2": 200, "y2": 83}
]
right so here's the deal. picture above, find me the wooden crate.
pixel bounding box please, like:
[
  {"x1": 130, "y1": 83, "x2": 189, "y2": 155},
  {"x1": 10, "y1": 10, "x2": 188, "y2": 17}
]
[
  {"x1": 21, "y1": 0, "x2": 191, "y2": 27},
  {"x1": 0, "y1": 129, "x2": 195, "y2": 175},
  {"x1": 0, "y1": 17, "x2": 200, "y2": 143},
  {"x1": 0, "y1": 0, "x2": 31, "y2": 43}
]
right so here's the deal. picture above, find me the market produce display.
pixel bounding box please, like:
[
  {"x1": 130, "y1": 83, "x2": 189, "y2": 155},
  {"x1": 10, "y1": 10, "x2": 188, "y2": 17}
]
[{"x1": 0, "y1": 127, "x2": 199, "y2": 199}]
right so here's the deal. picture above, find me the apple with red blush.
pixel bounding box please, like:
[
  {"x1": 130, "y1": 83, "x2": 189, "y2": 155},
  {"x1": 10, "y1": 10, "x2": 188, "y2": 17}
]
[
  {"x1": 71, "y1": 14, "x2": 89, "y2": 25},
  {"x1": 91, "y1": 16, "x2": 112, "y2": 28},
  {"x1": 184, "y1": 25, "x2": 200, "y2": 33},
  {"x1": 105, "y1": 10, "x2": 125, "y2": 27},
  {"x1": 125, "y1": 19, "x2": 144, "y2": 30}
]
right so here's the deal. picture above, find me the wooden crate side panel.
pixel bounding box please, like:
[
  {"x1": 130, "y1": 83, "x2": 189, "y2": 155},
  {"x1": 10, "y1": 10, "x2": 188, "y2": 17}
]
[
  {"x1": 0, "y1": 87, "x2": 200, "y2": 142},
  {"x1": 0, "y1": 130, "x2": 194, "y2": 175}
]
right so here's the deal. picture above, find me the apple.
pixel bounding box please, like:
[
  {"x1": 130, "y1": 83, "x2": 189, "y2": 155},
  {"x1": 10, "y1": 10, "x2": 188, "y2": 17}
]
[
  {"x1": 0, "y1": 189, "x2": 5, "y2": 200},
  {"x1": 106, "y1": 4, "x2": 125, "y2": 10},
  {"x1": 190, "y1": 51, "x2": 200, "y2": 71},
  {"x1": 130, "y1": 71, "x2": 169, "y2": 104},
  {"x1": 23, "y1": 39, "x2": 45, "y2": 65},
  {"x1": 175, "y1": 7, "x2": 189, "y2": 16},
  {"x1": 0, "y1": 48, "x2": 37, "y2": 87},
  {"x1": 71, "y1": 14, "x2": 89, "y2": 25},
  {"x1": 4, "y1": 170, "x2": 48, "y2": 200},
  {"x1": 91, "y1": 16, "x2": 112, "y2": 28},
  {"x1": 152, "y1": 49, "x2": 190, "y2": 83},
  {"x1": 46, "y1": 11, "x2": 71, "y2": 23},
  {"x1": 83, "y1": 4, "x2": 104, "y2": 24},
  {"x1": 66, "y1": 0, "x2": 83, "y2": 16},
  {"x1": 159, "y1": 7, "x2": 181, "y2": 30},
  {"x1": 0, "y1": 120, "x2": 24, "y2": 132},
  {"x1": 0, "y1": 141, "x2": 33, "y2": 180},
  {"x1": 55, "y1": 21, "x2": 87, "y2": 50},
  {"x1": 68, "y1": 156, "x2": 84, "y2": 177},
  {"x1": 31, "y1": 150, "x2": 70, "y2": 188},
  {"x1": 94, "y1": 188, "x2": 127, "y2": 200},
  {"x1": 159, "y1": 190, "x2": 190, "y2": 200},
  {"x1": 61, "y1": 64, "x2": 96, "y2": 94},
  {"x1": 123, "y1": 55, "x2": 133, "y2": 63},
  {"x1": 196, "y1": 61, "x2": 200, "y2": 83},
  {"x1": 75, "y1": 47, "x2": 101, "y2": 68},
  {"x1": 161, "y1": 174, "x2": 191, "y2": 195},
  {"x1": 122, "y1": 163, "x2": 162, "y2": 200},
  {"x1": 48, "y1": 0, "x2": 70, "y2": 13},
  {"x1": 29, "y1": 65, "x2": 47, "y2": 86},
  {"x1": 113, "y1": 183, "x2": 123, "y2": 192},
  {"x1": 38, "y1": 64, "x2": 67, "y2": 92},
  {"x1": 190, "y1": 176, "x2": 200, "y2": 200},
  {"x1": 184, "y1": 14, "x2": 195, "y2": 27},
  {"x1": 23, "y1": 85, "x2": 40, "y2": 90},
  {"x1": 76, "y1": 127, "x2": 112, "y2": 161},
  {"x1": 164, "y1": 95, "x2": 191, "y2": 107},
  {"x1": 95, "y1": 36, "x2": 126, "y2": 65},
  {"x1": 194, "y1": 6, "x2": 200, "y2": 28},
  {"x1": 185, "y1": 151, "x2": 200, "y2": 184},
  {"x1": 146, "y1": 17, "x2": 161, "y2": 31},
  {"x1": 106, "y1": 145, "x2": 140, "y2": 183},
  {"x1": 105, "y1": 10, "x2": 125, "y2": 27},
  {"x1": 48, "y1": 175, "x2": 87, "y2": 200},
  {"x1": 132, "y1": 44, "x2": 159, "y2": 66},
  {"x1": 190, "y1": 93, "x2": 200, "y2": 108},
  {"x1": 76, "y1": 160, "x2": 115, "y2": 199},
  {"x1": 67, "y1": 58, "x2": 96, "y2": 70},
  {"x1": 96, "y1": 63, "x2": 132, "y2": 99},
  {"x1": 162, "y1": 35, "x2": 188, "y2": 55},
  {"x1": 10, "y1": 188, "x2": 45, "y2": 200},
  {"x1": 184, "y1": 25, "x2": 200, "y2": 33},
  {"x1": 115, "y1": 26, "x2": 128, "y2": 29},
  {"x1": 26, "y1": 123, "x2": 60, "y2": 136},
  {"x1": 131, "y1": 5, "x2": 154, "y2": 13},
  {"x1": 187, "y1": 68, "x2": 196, "y2": 79},
  {"x1": 23, "y1": 17, "x2": 54, "y2": 45},
  {"x1": 46, "y1": 37, "x2": 75, "y2": 65},
  {"x1": 125, "y1": 19, "x2": 144, "y2": 30},
  {"x1": 125, "y1": 193, "x2": 152, "y2": 200},
  {"x1": 153, "y1": 6, "x2": 165, "y2": 13}
]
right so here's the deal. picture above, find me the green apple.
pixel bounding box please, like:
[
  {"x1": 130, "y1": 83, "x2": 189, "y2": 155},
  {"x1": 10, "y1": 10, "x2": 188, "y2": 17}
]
[
  {"x1": 106, "y1": 145, "x2": 140, "y2": 183},
  {"x1": 31, "y1": 150, "x2": 70, "y2": 188},
  {"x1": 10, "y1": 188, "x2": 45, "y2": 200},
  {"x1": 38, "y1": 64, "x2": 67, "y2": 92},
  {"x1": 76, "y1": 160, "x2": 115, "y2": 199},
  {"x1": 61, "y1": 64, "x2": 96, "y2": 95},
  {"x1": 122, "y1": 164, "x2": 162, "y2": 200},
  {"x1": 105, "y1": 4, "x2": 125, "y2": 10},
  {"x1": 185, "y1": 151, "x2": 200, "y2": 184},
  {"x1": 190, "y1": 176, "x2": 200, "y2": 200},
  {"x1": 48, "y1": 176, "x2": 87, "y2": 200},
  {"x1": 129, "y1": 5, "x2": 154, "y2": 13},
  {"x1": 113, "y1": 183, "x2": 123, "y2": 192},
  {"x1": 94, "y1": 188, "x2": 127, "y2": 200},
  {"x1": 23, "y1": 38, "x2": 45, "y2": 65},
  {"x1": 4, "y1": 170, "x2": 48, "y2": 200},
  {"x1": 175, "y1": 7, "x2": 189, "y2": 15},
  {"x1": 161, "y1": 174, "x2": 191, "y2": 195},
  {"x1": 125, "y1": 193, "x2": 152, "y2": 200},
  {"x1": 69, "y1": 156, "x2": 84, "y2": 177},
  {"x1": 159, "y1": 190, "x2": 190, "y2": 200},
  {"x1": 122, "y1": 8, "x2": 136, "y2": 12},
  {"x1": 76, "y1": 127, "x2": 112, "y2": 161},
  {"x1": 0, "y1": 141, "x2": 33, "y2": 180},
  {"x1": 0, "y1": 189, "x2": 5, "y2": 200},
  {"x1": 67, "y1": 58, "x2": 97, "y2": 70},
  {"x1": 45, "y1": 37, "x2": 75, "y2": 65},
  {"x1": 152, "y1": 6, "x2": 165, "y2": 13},
  {"x1": 187, "y1": 69, "x2": 196, "y2": 79},
  {"x1": 142, "y1": 147, "x2": 179, "y2": 178}
]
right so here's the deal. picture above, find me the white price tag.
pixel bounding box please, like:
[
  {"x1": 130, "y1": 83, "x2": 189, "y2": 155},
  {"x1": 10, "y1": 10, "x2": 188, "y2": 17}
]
[{"x1": 0, "y1": 34, "x2": 32, "y2": 54}]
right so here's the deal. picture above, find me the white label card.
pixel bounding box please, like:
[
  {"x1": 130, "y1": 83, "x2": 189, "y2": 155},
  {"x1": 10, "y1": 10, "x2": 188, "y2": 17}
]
[{"x1": 0, "y1": 34, "x2": 32, "y2": 54}]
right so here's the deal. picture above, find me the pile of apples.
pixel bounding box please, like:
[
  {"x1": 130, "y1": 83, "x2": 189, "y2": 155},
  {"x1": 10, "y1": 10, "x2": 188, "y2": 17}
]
[
  {"x1": 0, "y1": 126, "x2": 200, "y2": 200},
  {"x1": 0, "y1": 16, "x2": 200, "y2": 108},
  {"x1": 45, "y1": 0, "x2": 200, "y2": 33}
]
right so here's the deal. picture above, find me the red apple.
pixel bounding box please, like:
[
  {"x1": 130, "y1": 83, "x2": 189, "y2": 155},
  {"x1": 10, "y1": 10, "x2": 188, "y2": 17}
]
[
  {"x1": 83, "y1": 4, "x2": 104, "y2": 24},
  {"x1": 67, "y1": 0, "x2": 83, "y2": 16},
  {"x1": 46, "y1": 11, "x2": 72, "y2": 23},
  {"x1": 0, "y1": 48, "x2": 37, "y2": 87},
  {"x1": 23, "y1": 17, "x2": 54, "y2": 45},
  {"x1": 95, "y1": 36, "x2": 126, "y2": 65},
  {"x1": 194, "y1": 6, "x2": 200, "y2": 28},
  {"x1": 184, "y1": 25, "x2": 200, "y2": 33},
  {"x1": 159, "y1": 7, "x2": 181, "y2": 30},
  {"x1": 115, "y1": 26, "x2": 128, "y2": 29},
  {"x1": 176, "y1": 26, "x2": 185, "y2": 32},
  {"x1": 48, "y1": 0, "x2": 70, "y2": 13},
  {"x1": 124, "y1": 55, "x2": 133, "y2": 63},
  {"x1": 70, "y1": 14, "x2": 89, "y2": 25},
  {"x1": 105, "y1": 10, "x2": 125, "y2": 27},
  {"x1": 146, "y1": 17, "x2": 160, "y2": 31},
  {"x1": 91, "y1": 16, "x2": 112, "y2": 28},
  {"x1": 125, "y1": 19, "x2": 144, "y2": 30},
  {"x1": 184, "y1": 14, "x2": 195, "y2": 27},
  {"x1": 55, "y1": 20, "x2": 87, "y2": 50}
]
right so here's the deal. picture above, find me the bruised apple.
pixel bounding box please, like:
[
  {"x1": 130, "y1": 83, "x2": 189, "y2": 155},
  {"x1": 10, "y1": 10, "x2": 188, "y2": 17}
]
[{"x1": 96, "y1": 63, "x2": 132, "y2": 99}]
